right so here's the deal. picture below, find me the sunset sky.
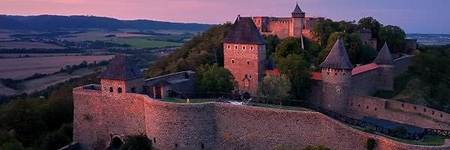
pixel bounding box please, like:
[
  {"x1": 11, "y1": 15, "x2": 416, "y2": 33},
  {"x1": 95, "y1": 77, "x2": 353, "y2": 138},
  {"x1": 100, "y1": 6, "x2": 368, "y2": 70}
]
[{"x1": 1, "y1": 0, "x2": 449, "y2": 34}]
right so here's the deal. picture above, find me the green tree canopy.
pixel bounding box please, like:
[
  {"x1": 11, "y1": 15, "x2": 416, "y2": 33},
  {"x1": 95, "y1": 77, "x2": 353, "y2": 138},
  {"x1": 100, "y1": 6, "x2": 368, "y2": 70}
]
[
  {"x1": 277, "y1": 54, "x2": 311, "y2": 99},
  {"x1": 358, "y1": 17, "x2": 382, "y2": 39},
  {"x1": 196, "y1": 64, "x2": 235, "y2": 94},
  {"x1": 264, "y1": 35, "x2": 280, "y2": 59},
  {"x1": 146, "y1": 24, "x2": 232, "y2": 77},
  {"x1": 379, "y1": 25, "x2": 406, "y2": 53},
  {"x1": 275, "y1": 37, "x2": 303, "y2": 59},
  {"x1": 312, "y1": 19, "x2": 340, "y2": 47},
  {"x1": 410, "y1": 46, "x2": 450, "y2": 112},
  {"x1": 317, "y1": 32, "x2": 376, "y2": 65},
  {"x1": 258, "y1": 75, "x2": 291, "y2": 103}
]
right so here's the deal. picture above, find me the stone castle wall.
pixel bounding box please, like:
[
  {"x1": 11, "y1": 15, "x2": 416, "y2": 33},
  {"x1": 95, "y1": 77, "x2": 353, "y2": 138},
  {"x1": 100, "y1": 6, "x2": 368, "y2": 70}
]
[
  {"x1": 351, "y1": 68, "x2": 379, "y2": 96},
  {"x1": 393, "y1": 55, "x2": 414, "y2": 76},
  {"x1": 74, "y1": 86, "x2": 450, "y2": 150},
  {"x1": 349, "y1": 96, "x2": 450, "y2": 130}
]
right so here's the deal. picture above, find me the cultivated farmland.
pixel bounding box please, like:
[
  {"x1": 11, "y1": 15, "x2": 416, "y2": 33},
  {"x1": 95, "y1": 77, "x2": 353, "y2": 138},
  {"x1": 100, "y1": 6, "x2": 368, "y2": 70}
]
[{"x1": 0, "y1": 55, "x2": 113, "y2": 80}]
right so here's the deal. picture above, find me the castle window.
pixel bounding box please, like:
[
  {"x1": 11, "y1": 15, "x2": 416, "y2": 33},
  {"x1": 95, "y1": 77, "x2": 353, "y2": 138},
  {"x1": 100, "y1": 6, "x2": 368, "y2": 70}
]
[
  {"x1": 201, "y1": 143, "x2": 205, "y2": 149},
  {"x1": 424, "y1": 108, "x2": 427, "y2": 112},
  {"x1": 118, "y1": 87, "x2": 123, "y2": 93},
  {"x1": 358, "y1": 104, "x2": 361, "y2": 107},
  {"x1": 109, "y1": 87, "x2": 113, "y2": 93},
  {"x1": 251, "y1": 46, "x2": 254, "y2": 50},
  {"x1": 175, "y1": 143, "x2": 178, "y2": 148},
  {"x1": 153, "y1": 138, "x2": 156, "y2": 144},
  {"x1": 249, "y1": 75, "x2": 252, "y2": 79},
  {"x1": 235, "y1": 46, "x2": 238, "y2": 49},
  {"x1": 335, "y1": 72, "x2": 338, "y2": 76},
  {"x1": 374, "y1": 108, "x2": 378, "y2": 111},
  {"x1": 243, "y1": 46, "x2": 246, "y2": 50},
  {"x1": 245, "y1": 74, "x2": 248, "y2": 78},
  {"x1": 231, "y1": 59, "x2": 235, "y2": 64},
  {"x1": 432, "y1": 111, "x2": 435, "y2": 115},
  {"x1": 414, "y1": 106, "x2": 417, "y2": 110},
  {"x1": 247, "y1": 61, "x2": 250, "y2": 65},
  {"x1": 227, "y1": 45, "x2": 231, "y2": 49},
  {"x1": 441, "y1": 114, "x2": 443, "y2": 118},
  {"x1": 366, "y1": 106, "x2": 369, "y2": 109},
  {"x1": 401, "y1": 103, "x2": 404, "y2": 107}
]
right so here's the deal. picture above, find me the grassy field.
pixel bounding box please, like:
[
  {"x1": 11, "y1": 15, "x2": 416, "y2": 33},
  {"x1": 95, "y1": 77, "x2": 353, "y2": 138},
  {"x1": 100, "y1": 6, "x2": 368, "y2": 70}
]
[
  {"x1": 0, "y1": 41, "x2": 65, "y2": 49},
  {"x1": 112, "y1": 37, "x2": 182, "y2": 49},
  {"x1": 0, "y1": 55, "x2": 113, "y2": 80}
]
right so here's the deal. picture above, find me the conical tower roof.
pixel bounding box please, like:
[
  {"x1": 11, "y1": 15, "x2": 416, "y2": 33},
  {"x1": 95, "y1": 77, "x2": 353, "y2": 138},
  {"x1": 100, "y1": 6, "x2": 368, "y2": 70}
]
[
  {"x1": 98, "y1": 55, "x2": 143, "y2": 80},
  {"x1": 320, "y1": 38, "x2": 353, "y2": 70},
  {"x1": 374, "y1": 42, "x2": 393, "y2": 65},
  {"x1": 292, "y1": 3, "x2": 303, "y2": 14},
  {"x1": 224, "y1": 16, "x2": 265, "y2": 45}
]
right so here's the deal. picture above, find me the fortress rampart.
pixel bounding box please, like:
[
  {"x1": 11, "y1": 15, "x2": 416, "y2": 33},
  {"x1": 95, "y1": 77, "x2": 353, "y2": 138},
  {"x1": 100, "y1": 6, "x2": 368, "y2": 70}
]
[
  {"x1": 74, "y1": 85, "x2": 450, "y2": 150},
  {"x1": 349, "y1": 96, "x2": 450, "y2": 130}
]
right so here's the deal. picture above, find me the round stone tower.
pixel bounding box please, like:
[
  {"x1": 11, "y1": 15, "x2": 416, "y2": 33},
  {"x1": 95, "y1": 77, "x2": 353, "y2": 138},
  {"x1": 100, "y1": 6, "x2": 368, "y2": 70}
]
[
  {"x1": 319, "y1": 38, "x2": 353, "y2": 113},
  {"x1": 290, "y1": 3, "x2": 305, "y2": 38},
  {"x1": 374, "y1": 42, "x2": 394, "y2": 91}
]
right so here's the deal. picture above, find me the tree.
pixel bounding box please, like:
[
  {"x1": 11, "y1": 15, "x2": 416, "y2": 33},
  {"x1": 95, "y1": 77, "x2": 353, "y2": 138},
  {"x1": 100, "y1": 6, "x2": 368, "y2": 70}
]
[
  {"x1": 264, "y1": 35, "x2": 280, "y2": 59},
  {"x1": 146, "y1": 23, "x2": 233, "y2": 77},
  {"x1": 196, "y1": 64, "x2": 235, "y2": 94},
  {"x1": 358, "y1": 17, "x2": 382, "y2": 39},
  {"x1": 258, "y1": 75, "x2": 291, "y2": 104},
  {"x1": 379, "y1": 25, "x2": 406, "y2": 53},
  {"x1": 277, "y1": 54, "x2": 311, "y2": 99},
  {"x1": 409, "y1": 46, "x2": 450, "y2": 112},
  {"x1": 275, "y1": 37, "x2": 303, "y2": 59},
  {"x1": 312, "y1": 19, "x2": 340, "y2": 47},
  {"x1": 317, "y1": 32, "x2": 376, "y2": 65},
  {"x1": 121, "y1": 135, "x2": 153, "y2": 150}
]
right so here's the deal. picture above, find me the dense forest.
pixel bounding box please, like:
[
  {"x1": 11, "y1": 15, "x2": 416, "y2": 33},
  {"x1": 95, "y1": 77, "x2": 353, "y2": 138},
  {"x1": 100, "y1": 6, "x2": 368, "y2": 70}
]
[
  {"x1": 0, "y1": 74, "x2": 99, "y2": 149},
  {"x1": 0, "y1": 15, "x2": 211, "y2": 31}
]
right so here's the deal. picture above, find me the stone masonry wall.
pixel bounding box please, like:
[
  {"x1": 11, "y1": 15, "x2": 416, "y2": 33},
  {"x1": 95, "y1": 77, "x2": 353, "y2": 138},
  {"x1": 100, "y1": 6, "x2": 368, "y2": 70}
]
[
  {"x1": 393, "y1": 55, "x2": 413, "y2": 76},
  {"x1": 74, "y1": 87, "x2": 450, "y2": 150},
  {"x1": 349, "y1": 96, "x2": 450, "y2": 130},
  {"x1": 351, "y1": 68, "x2": 379, "y2": 96},
  {"x1": 144, "y1": 100, "x2": 217, "y2": 150}
]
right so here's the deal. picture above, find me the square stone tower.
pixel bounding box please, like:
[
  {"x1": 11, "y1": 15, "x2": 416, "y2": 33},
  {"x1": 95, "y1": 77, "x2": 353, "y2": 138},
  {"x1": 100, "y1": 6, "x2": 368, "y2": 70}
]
[
  {"x1": 224, "y1": 16, "x2": 266, "y2": 95},
  {"x1": 98, "y1": 55, "x2": 144, "y2": 95}
]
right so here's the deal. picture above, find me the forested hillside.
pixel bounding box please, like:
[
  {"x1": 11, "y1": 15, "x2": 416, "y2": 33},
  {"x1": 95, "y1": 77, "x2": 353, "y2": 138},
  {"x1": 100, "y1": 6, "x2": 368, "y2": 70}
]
[{"x1": 0, "y1": 15, "x2": 211, "y2": 31}]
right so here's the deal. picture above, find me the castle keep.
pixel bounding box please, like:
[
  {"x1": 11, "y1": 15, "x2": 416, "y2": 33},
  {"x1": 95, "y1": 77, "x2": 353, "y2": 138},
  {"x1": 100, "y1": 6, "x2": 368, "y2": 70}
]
[{"x1": 72, "y1": 4, "x2": 450, "y2": 150}]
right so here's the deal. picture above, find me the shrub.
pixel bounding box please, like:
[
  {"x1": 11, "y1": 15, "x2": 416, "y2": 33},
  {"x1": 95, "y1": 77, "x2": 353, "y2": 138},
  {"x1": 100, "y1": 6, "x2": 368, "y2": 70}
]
[
  {"x1": 121, "y1": 134, "x2": 153, "y2": 150},
  {"x1": 366, "y1": 138, "x2": 376, "y2": 150}
]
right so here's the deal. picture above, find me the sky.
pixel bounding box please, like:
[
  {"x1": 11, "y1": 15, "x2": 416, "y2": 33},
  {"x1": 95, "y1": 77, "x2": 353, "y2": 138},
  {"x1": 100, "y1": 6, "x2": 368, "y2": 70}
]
[{"x1": 0, "y1": 0, "x2": 449, "y2": 34}]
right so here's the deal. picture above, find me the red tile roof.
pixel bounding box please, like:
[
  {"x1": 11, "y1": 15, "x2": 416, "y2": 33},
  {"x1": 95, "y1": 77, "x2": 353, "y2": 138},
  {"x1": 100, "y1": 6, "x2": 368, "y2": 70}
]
[
  {"x1": 311, "y1": 72, "x2": 322, "y2": 80},
  {"x1": 265, "y1": 68, "x2": 281, "y2": 77},
  {"x1": 352, "y1": 63, "x2": 379, "y2": 75}
]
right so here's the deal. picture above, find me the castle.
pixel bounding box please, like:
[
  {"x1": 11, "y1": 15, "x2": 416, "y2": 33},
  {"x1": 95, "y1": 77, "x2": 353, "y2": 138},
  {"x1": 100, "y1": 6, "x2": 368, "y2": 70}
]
[{"x1": 72, "y1": 4, "x2": 450, "y2": 150}]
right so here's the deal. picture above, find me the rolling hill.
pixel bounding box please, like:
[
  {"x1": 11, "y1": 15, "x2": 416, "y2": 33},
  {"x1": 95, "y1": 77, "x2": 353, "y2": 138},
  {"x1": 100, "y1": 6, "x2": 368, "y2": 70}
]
[{"x1": 0, "y1": 15, "x2": 211, "y2": 31}]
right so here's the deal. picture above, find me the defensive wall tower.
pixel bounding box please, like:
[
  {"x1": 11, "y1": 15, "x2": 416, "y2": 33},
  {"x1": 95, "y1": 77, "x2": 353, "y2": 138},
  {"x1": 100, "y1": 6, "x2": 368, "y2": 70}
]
[
  {"x1": 374, "y1": 42, "x2": 395, "y2": 91},
  {"x1": 98, "y1": 55, "x2": 144, "y2": 95},
  {"x1": 290, "y1": 3, "x2": 305, "y2": 38},
  {"x1": 223, "y1": 16, "x2": 266, "y2": 95},
  {"x1": 320, "y1": 38, "x2": 353, "y2": 113}
]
